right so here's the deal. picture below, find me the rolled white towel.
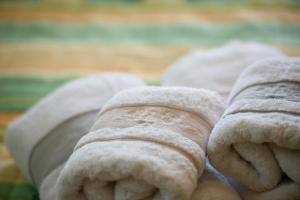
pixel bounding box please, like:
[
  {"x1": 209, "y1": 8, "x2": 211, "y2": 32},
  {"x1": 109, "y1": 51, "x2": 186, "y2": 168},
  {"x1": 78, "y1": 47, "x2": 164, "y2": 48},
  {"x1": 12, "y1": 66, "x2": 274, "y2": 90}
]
[
  {"x1": 5, "y1": 73, "x2": 144, "y2": 199},
  {"x1": 162, "y1": 42, "x2": 284, "y2": 97},
  {"x1": 237, "y1": 179, "x2": 300, "y2": 200},
  {"x1": 56, "y1": 87, "x2": 225, "y2": 200},
  {"x1": 191, "y1": 162, "x2": 241, "y2": 200},
  {"x1": 208, "y1": 58, "x2": 300, "y2": 199}
]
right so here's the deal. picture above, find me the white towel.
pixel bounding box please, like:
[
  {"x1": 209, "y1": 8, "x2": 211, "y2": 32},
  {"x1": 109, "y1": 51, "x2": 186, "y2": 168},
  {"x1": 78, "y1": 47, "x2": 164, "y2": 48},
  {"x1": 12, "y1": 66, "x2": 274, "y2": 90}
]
[
  {"x1": 162, "y1": 42, "x2": 284, "y2": 97},
  {"x1": 5, "y1": 73, "x2": 144, "y2": 199},
  {"x1": 237, "y1": 180, "x2": 300, "y2": 200},
  {"x1": 56, "y1": 87, "x2": 226, "y2": 200},
  {"x1": 208, "y1": 58, "x2": 300, "y2": 199},
  {"x1": 191, "y1": 162, "x2": 241, "y2": 200}
]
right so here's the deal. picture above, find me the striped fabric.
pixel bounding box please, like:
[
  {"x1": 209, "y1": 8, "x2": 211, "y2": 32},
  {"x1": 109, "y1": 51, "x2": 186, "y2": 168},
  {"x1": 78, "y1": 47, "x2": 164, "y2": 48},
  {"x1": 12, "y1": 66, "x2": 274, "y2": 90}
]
[{"x1": 0, "y1": 0, "x2": 300, "y2": 199}]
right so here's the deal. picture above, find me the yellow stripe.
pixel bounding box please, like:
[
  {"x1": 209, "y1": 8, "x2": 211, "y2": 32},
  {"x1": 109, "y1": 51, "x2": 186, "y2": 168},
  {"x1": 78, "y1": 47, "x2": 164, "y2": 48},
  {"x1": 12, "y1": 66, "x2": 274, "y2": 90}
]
[
  {"x1": 0, "y1": 44, "x2": 190, "y2": 79},
  {"x1": 0, "y1": 127, "x2": 26, "y2": 183},
  {"x1": 0, "y1": 112, "x2": 21, "y2": 127}
]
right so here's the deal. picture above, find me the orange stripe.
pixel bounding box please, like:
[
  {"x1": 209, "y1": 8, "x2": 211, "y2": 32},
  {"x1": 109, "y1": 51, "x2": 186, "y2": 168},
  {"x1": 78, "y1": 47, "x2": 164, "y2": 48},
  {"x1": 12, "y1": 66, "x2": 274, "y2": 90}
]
[
  {"x1": 0, "y1": 8, "x2": 300, "y2": 23},
  {"x1": 0, "y1": 112, "x2": 21, "y2": 126}
]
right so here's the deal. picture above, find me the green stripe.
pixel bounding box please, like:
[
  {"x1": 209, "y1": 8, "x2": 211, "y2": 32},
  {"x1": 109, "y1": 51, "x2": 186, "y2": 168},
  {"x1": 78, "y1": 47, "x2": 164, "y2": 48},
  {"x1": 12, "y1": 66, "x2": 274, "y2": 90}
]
[
  {"x1": 0, "y1": 76, "x2": 159, "y2": 112},
  {"x1": 0, "y1": 182, "x2": 38, "y2": 200},
  {"x1": 0, "y1": 76, "x2": 75, "y2": 98},
  {"x1": 0, "y1": 22, "x2": 299, "y2": 46},
  {"x1": 0, "y1": 99, "x2": 40, "y2": 112},
  {"x1": 0, "y1": 76, "x2": 75, "y2": 112}
]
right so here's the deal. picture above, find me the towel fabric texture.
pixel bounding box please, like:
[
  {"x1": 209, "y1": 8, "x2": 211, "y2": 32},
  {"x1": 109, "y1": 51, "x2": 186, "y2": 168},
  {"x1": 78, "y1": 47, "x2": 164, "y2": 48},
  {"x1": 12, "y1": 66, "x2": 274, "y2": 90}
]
[
  {"x1": 191, "y1": 162, "x2": 241, "y2": 200},
  {"x1": 55, "y1": 87, "x2": 235, "y2": 200},
  {"x1": 5, "y1": 73, "x2": 144, "y2": 199},
  {"x1": 162, "y1": 42, "x2": 284, "y2": 97},
  {"x1": 207, "y1": 58, "x2": 300, "y2": 199}
]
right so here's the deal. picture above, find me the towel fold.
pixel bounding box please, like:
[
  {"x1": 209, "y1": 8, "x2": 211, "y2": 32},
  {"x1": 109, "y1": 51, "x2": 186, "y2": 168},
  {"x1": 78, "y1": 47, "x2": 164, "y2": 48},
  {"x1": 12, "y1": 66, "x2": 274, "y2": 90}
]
[
  {"x1": 5, "y1": 73, "x2": 144, "y2": 199},
  {"x1": 207, "y1": 58, "x2": 300, "y2": 199},
  {"x1": 238, "y1": 179, "x2": 300, "y2": 200},
  {"x1": 56, "y1": 87, "x2": 225, "y2": 200},
  {"x1": 162, "y1": 42, "x2": 284, "y2": 97},
  {"x1": 191, "y1": 162, "x2": 241, "y2": 200}
]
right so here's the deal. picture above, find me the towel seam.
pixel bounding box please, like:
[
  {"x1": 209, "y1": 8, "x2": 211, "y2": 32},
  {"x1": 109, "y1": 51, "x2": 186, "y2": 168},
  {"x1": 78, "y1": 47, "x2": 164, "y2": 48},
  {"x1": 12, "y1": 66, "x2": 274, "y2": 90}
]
[
  {"x1": 75, "y1": 134, "x2": 204, "y2": 177},
  {"x1": 229, "y1": 80, "x2": 300, "y2": 104}
]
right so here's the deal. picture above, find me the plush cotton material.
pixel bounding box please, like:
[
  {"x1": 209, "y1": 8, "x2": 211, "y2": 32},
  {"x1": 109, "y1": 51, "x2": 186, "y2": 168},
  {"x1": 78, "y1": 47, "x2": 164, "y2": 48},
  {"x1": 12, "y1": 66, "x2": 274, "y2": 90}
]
[
  {"x1": 5, "y1": 73, "x2": 144, "y2": 192},
  {"x1": 162, "y1": 42, "x2": 284, "y2": 97},
  {"x1": 191, "y1": 162, "x2": 241, "y2": 200},
  {"x1": 237, "y1": 180, "x2": 300, "y2": 200},
  {"x1": 56, "y1": 87, "x2": 225, "y2": 200},
  {"x1": 207, "y1": 58, "x2": 300, "y2": 199}
]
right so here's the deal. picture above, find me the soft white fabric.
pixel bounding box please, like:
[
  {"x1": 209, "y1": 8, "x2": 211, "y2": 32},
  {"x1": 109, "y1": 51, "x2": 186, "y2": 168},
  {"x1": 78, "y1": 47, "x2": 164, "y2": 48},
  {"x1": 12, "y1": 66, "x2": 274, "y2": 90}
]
[
  {"x1": 5, "y1": 73, "x2": 144, "y2": 188},
  {"x1": 236, "y1": 179, "x2": 300, "y2": 200},
  {"x1": 56, "y1": 87, "x2": 225, "y2": 200},
  {"x1": 208, "y1": 58, "x2": 300, "y2": 199},
  {"x1": 40, "y1": 164, "x2": 64, "y2": 200},
  {"x1": 99, "y1": 86, "x2": 224, "y2": 125},
  {"x1": 162, "y1": 42, "x2": 284, "y2": 97},
  {"x1": 191, "y1": 162, "x2": 241, "y2": 200}
]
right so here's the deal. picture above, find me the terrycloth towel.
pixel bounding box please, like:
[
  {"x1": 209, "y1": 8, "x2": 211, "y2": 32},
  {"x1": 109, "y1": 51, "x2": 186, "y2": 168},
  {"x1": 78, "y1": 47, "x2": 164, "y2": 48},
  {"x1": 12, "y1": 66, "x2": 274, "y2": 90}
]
[
  {"x1": 56, "y1": 87, "x2": 226, "y2": 200},
  {"x1": 236, "y1": 179, "x2": 300, "y2": 200},
  {"x1": 162, "y1": 42, "x2": 284, "y2": 97},
  {"x1": 191, "y1": 162, "x2": 241, "y2": 200},
  {"x1": 5, "y1": 73, "x2": 144, "y2": 198},
  {"x1": 207, "y1": 58, "x2": 300, "y2": 199}
]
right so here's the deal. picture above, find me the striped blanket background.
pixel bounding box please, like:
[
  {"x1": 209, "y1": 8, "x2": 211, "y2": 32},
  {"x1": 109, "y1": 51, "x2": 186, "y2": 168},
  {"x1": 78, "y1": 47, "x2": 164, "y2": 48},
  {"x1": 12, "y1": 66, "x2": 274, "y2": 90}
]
[{"x1": 0, "y1": 0, "x2": 300, "y2": 199}]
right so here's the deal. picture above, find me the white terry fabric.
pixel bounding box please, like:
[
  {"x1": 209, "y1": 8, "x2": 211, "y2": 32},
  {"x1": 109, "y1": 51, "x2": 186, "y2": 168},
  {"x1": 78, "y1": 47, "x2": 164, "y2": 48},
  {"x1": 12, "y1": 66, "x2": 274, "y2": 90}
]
[
  {"x1": 5, "y1": 73, "x2": 144, "y2": 187},
  {"x1": 162, "y1": 42, "x2": 284, "y2": 97},
  {"x1": 191, "y1": 162, "x2": 241, "y2": 200},
  {"x1": 56, "y1": 87, "x2": 225, "y2": 200},
  {"x1": 99, "y1": 86, "x2": 223, "y2": 126},
  {"x1": 237, "y1": 180, "x2": 300, "y2": 200},
  {"x1": 207, "y1": 58, "x2": 300, "y2": 199}
]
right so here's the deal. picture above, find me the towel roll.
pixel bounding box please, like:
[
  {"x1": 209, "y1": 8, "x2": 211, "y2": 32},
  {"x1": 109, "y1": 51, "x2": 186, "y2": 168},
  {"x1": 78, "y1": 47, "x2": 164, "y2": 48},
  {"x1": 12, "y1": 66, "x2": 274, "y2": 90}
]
[
  {"x1": 238, "y1": 180, "x2": 300, "y2": 200},
  {"x1": 56, "y1": 87, "x2": 224, "y2": 200},
  {"x1": 191, "y1": 162, "x2": 241, "y2": 200},
  {"x1": 207, "y1": 58, "x2": 300, "y2": 199},
  {"x1": 162, "y1": 42, "x2": 284, "y2": 97},
  {"x1": 5, "y1": 73, "x2": 144, "y2": 198}
]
